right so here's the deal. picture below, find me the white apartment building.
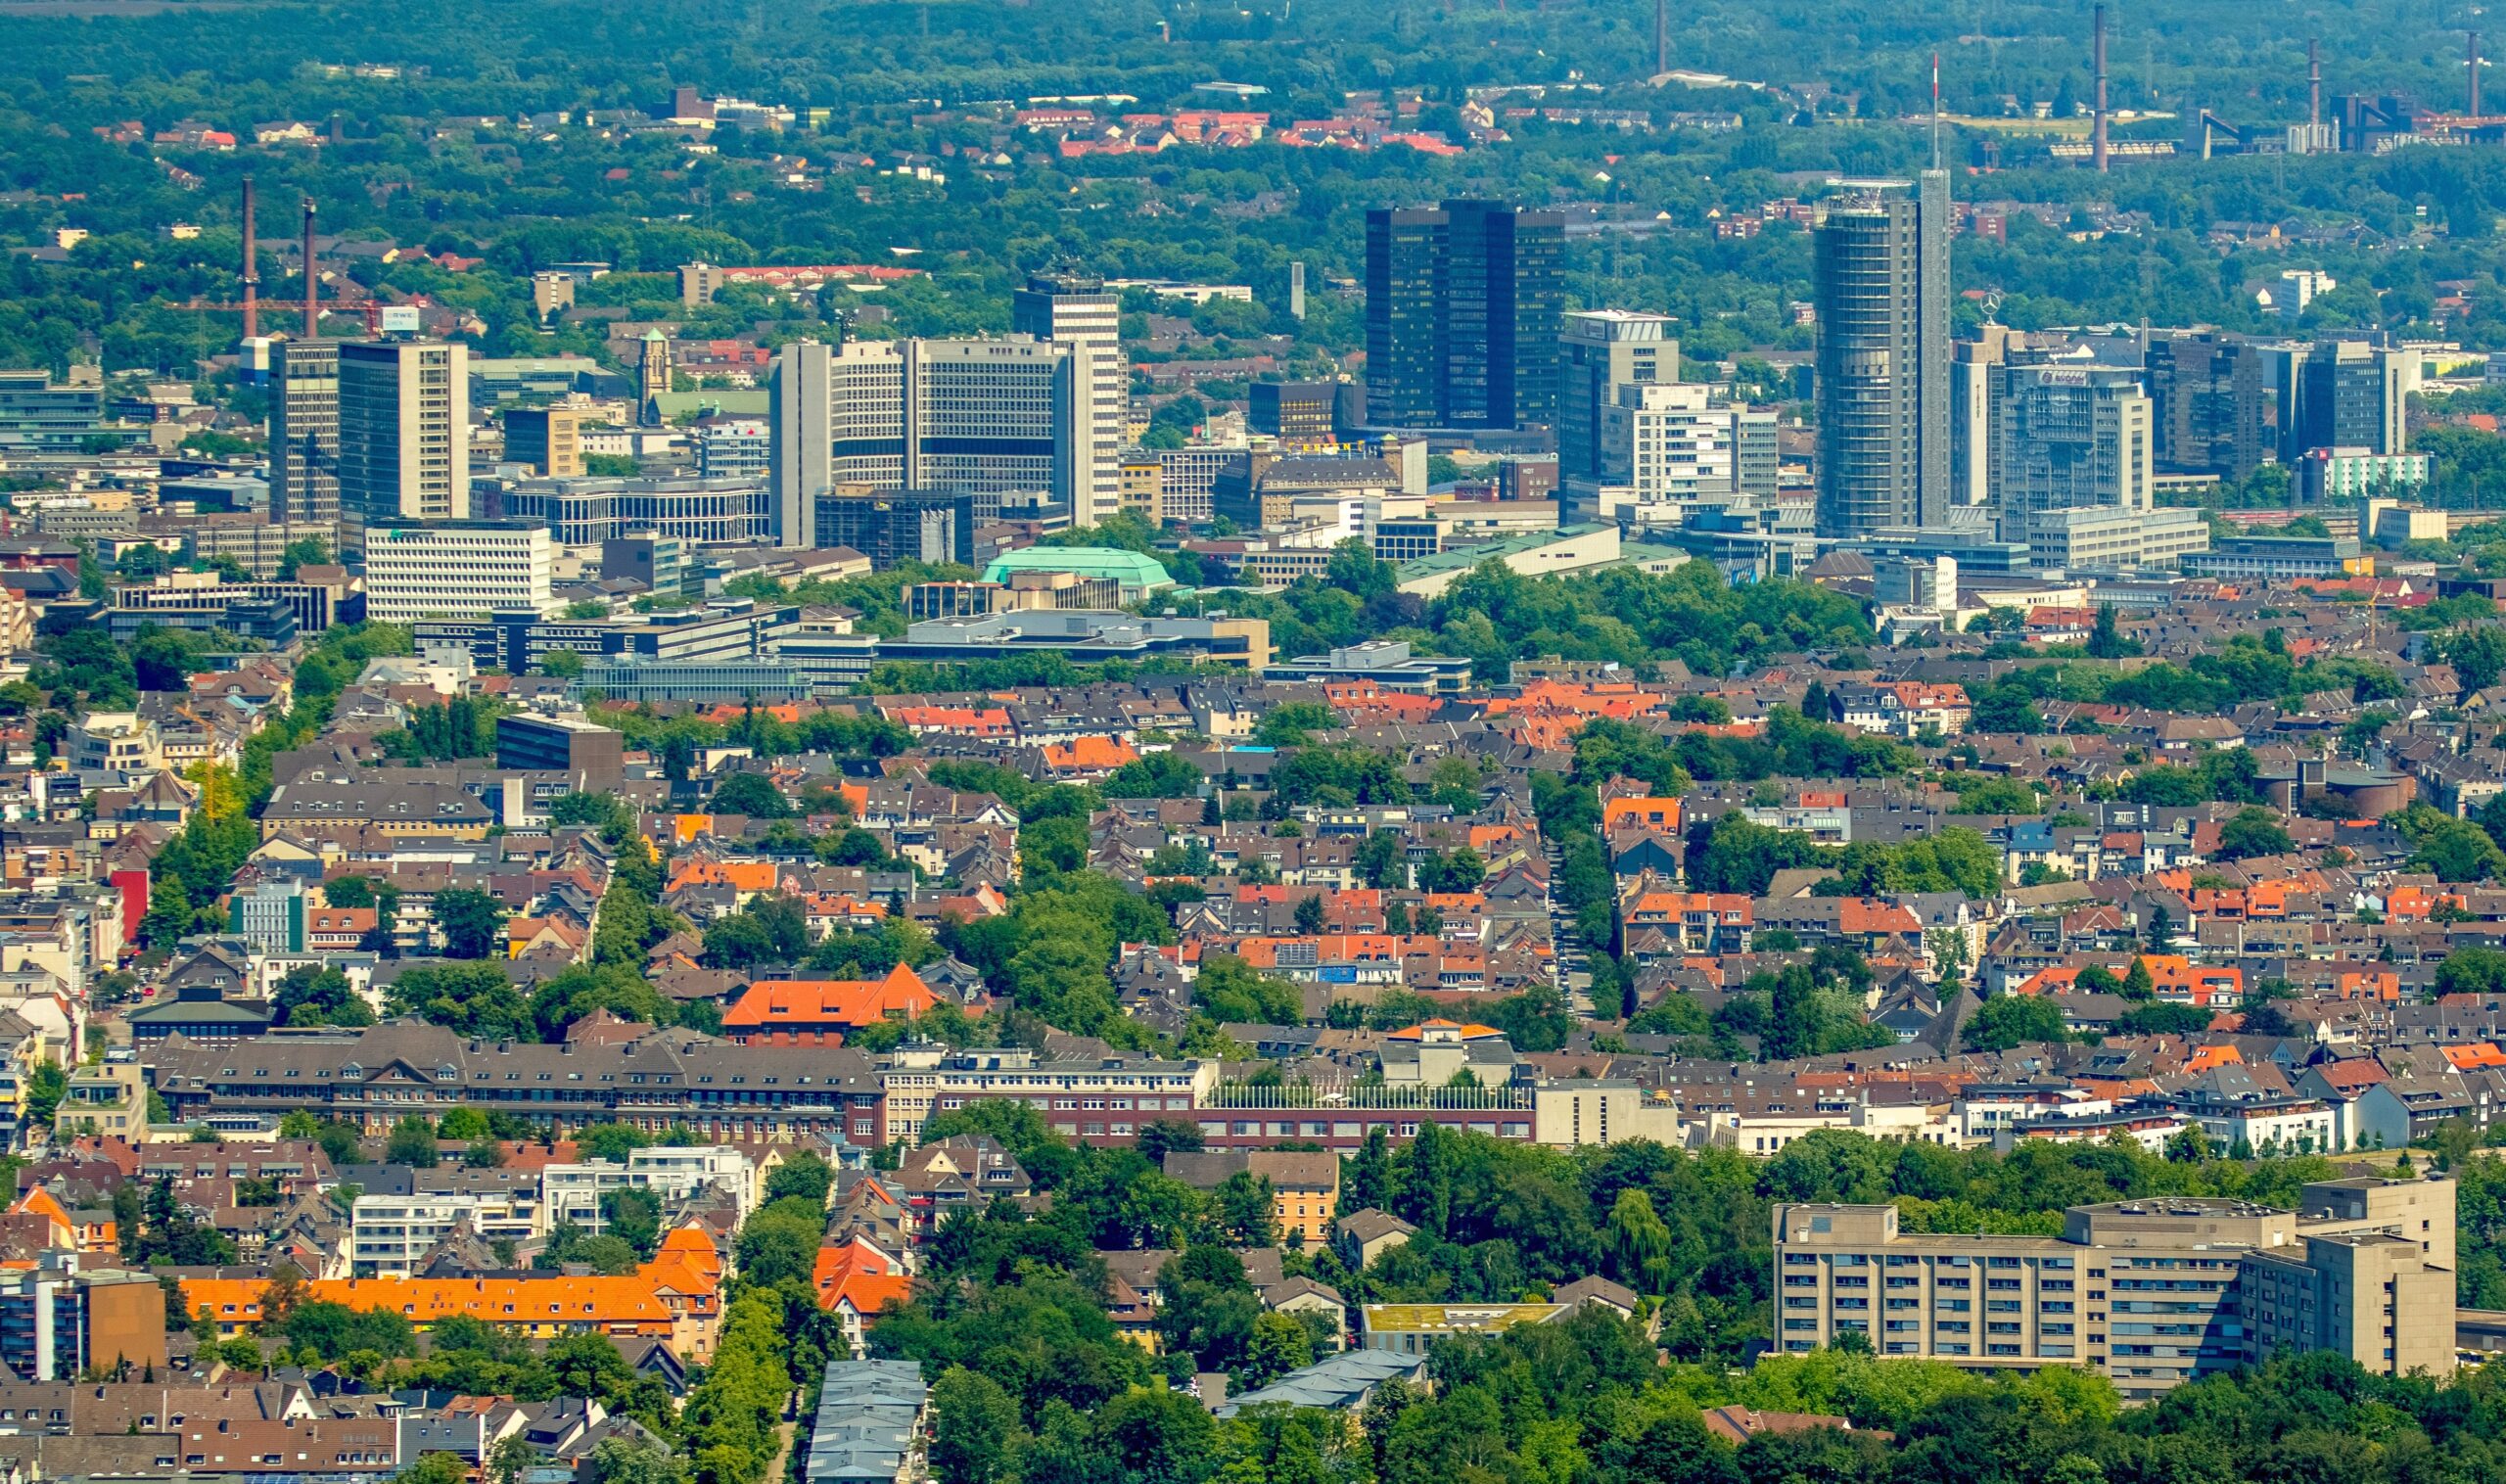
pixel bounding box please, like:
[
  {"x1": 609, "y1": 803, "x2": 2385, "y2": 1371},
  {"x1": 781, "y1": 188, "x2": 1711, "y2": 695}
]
[
  {"x1": 338, "y1": 339, "x2": 470, "y2": 547},
  {"x1": 539, "y1": 1145, "x2": 758, "y2": 1231},
  {"x1": 69, "y1": 713, "x2": 162, "y2": 774},
  {"x1": 349, "y1": 1192, "x2": 537, "y2": 1276},
  {"x1": 1571, "y1": 383, "x2": 1776, "y2": 526},
  {"x1": 359, "y1": 519, "x2": 556, "y2": 622}
]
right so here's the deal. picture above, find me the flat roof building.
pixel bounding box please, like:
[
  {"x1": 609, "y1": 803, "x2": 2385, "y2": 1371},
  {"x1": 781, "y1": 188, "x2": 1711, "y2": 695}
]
[{"x1": 1773, "y1": 1176, "x2": 2456, "y2": 1402}]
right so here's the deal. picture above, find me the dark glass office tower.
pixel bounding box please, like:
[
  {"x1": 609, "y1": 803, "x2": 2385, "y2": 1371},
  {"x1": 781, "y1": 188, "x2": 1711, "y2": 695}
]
[
  {"x1": 1364, "y1": 201, "x2": 1563, "y2": 430},
  {"x1": 1813, "y1": 171, "x2": 1951, "y2": 535}
]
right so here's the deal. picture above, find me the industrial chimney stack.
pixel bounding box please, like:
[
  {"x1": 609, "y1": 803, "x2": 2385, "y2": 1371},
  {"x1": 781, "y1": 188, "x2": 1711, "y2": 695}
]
[
  {"x1": 239, "y1": 176, "x2": 257, "y2": 342},
  {"x1": 2309, "y1": 38, "x2": 2322, "y2": 127},
  {"x1": 1654, "y1": 0, "x2": 1667, "y2": 79},
  {"x1": 302, "y1": 198, "x2": 318, "y2": 338},
  {"x1": 2475, "y1": 30, "x2": 2486, "y2": 118},
  {"x1": 2091, "y1": 3, "x2": 2110, "y2": 171}
]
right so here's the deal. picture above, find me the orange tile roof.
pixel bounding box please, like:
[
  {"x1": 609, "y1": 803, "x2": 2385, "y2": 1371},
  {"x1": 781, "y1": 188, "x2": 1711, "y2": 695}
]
[
  {"x1": 1043, "y1": 736, "x2": 1138, "y2": 772},
  {"x1": 182, "y1": 1275, "x2": 676, "y2": 1328},
  {"x1": 812, "y1": 1240, "x2": 913, "y2": 1319},
  {"x1": 723, "y1": 964, "x2": 937, "y2": 1035},
  {"x1": 668, "y1": 858, "x2": 780, "y2": 894}
]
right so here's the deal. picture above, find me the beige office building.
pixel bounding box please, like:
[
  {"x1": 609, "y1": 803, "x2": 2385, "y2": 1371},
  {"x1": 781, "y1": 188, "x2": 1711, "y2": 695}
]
[
  {"x1": 1774, "y1": 1176, "x2": 2454, "y2": 1402},
  {"x1": 503, "y1": 406, "x2": 585, "y2": 478}
]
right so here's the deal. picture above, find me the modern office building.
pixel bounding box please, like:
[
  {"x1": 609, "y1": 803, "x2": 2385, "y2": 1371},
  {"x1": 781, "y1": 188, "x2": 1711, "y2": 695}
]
[
  {"x1": 699, "y1": 419, "x2": 772, "y2": 480},
  {"x1": 2183, "y1": 533, "x2": 2365, "y2": 580},
  {"x1": 113, "y1": 569, "x2": 365, "y2": 633},
  {"x1": 359, "y1": 519, "x2": 553, "y2": 622},
  {"x1": 1365, "y1": 201, "x2": 1564, "y2": 431},
  {"x1": 1557, "y1": 309, "x2": 1677, "y2": 485},
  {"x1": 1990, "y1": 365, "x2": 2156, "y2": 564},
  {"x1": 1574, "y1": 383, "x2": 1779, "y2": 526},
  {"x1": 571, "y1": 657, "x2": 814, "y2": 704},
  {"x1": 2295, "y1": 446, "x2": 2434, "y2": 504},
  {"x1": 1250, "y1": 382, "x2": 1360, "y2": 440},
  {"x1": 2232, "y1": 340, "x2": 2312, "y2": 481},
  {"x1": 1772, "y1": 1176, "x2": 2456, "y2": 1401},
  {"x1": 499, "y1": 475, "x2": 770, "y2": 545},
  {"x1": 874, "y1": 610, "x2": 1269, "y2": 673},
  {"x1": 2146, "y1": 330, "x2": 2242, "y2": 476},
  {"x1": 1947, "y1": 326, "x2": 2018, "y2": 512},
  {"x1": 603, "y1": 533, "x2": 692, "y2": 596},
  {"x1": 768, "y1": 337, "x2": 1098, "y2": 547},
  {"x1": 502, "y1": 406, "x2": 585, "y2": 478},
  {"x1": 2297, "y1": 340, "x2": 2407, "y2": 457},
  {"x1": 1012, "y1": 272, "x2": 1127, "y2": 526},
  {"x1": 338, "y1": 339, "x2": 470, "y2": 543},
  {"x1": 269, "y1": 339, "x2": 342, "y2": 524},
  {"x1": 493, "y1": 714, "x2": 625, "y2": 788},
  {"x1": 1813, "y1": 173, "x2": 1951, "y2": 535},
  {"x1": 414, "y1": 599, "x2": 803, "y2": 673},
  {"x1": 812, "y1": 487, "x2": 975, "y2": 569}
]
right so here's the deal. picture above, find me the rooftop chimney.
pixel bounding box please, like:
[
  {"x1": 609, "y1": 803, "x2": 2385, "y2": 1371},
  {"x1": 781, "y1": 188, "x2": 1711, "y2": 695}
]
[
  {"x1": 2092, "y1": 3, "x2": 2110, "y2": 171},
  {"x1": 239, "y1": 176, "x2": 257, "y2": 342}
]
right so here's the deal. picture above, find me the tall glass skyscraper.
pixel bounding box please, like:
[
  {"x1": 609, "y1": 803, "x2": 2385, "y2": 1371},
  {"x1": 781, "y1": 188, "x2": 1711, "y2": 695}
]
[
  {"x1": 1364, "y1": 201, "x2": 1563, "y2": 431},
  {"x1": 1813, "y1": 171, "x2": 1951, "y2": 535}
]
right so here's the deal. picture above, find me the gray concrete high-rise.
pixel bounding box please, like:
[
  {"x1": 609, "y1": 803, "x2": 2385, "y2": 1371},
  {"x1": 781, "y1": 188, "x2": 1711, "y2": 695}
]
[
  {"x1": 1011, "y1": 272, "x2": 1127, "y2": 528},
  {"x1": 1557, "y1": 310, "x2": 1677, "y2": 485},
  {"x1": 1813, "y1": 172, "x2": 1951, "y2": 535},
  {"x1": 268, "y1": 338, "x2": 340, "y2": 526},
  {"x1": 768, "y1": 337, "x2": 1097, "y2": 549},
  {"x1": 1365, "y1": 201, "x2": 1563, "y2": 431}
]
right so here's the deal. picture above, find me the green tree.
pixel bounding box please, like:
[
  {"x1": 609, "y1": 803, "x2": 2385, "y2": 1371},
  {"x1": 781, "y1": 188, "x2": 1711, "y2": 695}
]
[
  {"x1": 384, "y1": 1116, "x2": 440, "y2": 1168},
  {"x1": 1962, "y1": 995, "x2": 2069, "y2": 1051},
  {"x1": 434, "y1": 888, "x2": 509, "y2": 959},
  {"x1": 1604, "y1": 1187, "x2": 1675, "y2": 1294}
]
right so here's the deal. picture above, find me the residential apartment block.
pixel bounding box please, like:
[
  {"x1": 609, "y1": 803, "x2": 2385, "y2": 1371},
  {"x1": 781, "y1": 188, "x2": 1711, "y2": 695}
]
[{"x1": 1772, "y1": 1175, "x2": 2456, "y2": 1401}]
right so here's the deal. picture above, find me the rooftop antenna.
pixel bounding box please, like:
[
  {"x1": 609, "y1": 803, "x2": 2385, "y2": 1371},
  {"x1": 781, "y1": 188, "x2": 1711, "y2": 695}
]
[
  {"x1": 2092, "y1": 3, "x2": 2110, "y2": 172},
  {"x1": 1931, "y1": 51, "x2": 1942, "y2": 168}
]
